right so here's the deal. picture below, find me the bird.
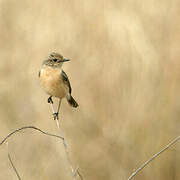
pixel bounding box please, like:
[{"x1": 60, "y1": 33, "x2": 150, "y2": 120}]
[{"x1": 39, "y1": 52, "x2": 78, "y2": 120}]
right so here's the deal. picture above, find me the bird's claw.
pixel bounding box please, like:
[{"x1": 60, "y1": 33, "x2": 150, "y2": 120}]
[
  {"x1": 48, "y1": 96, "x2": 53, "y2": 104},
  {"x1": 53, "y1": 112, "x2": 59, "y2": 120}
]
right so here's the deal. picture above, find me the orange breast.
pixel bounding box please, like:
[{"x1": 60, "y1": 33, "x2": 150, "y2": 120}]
[{"x1": 40, "y1": 66, "x2": 68, "y2": 98}]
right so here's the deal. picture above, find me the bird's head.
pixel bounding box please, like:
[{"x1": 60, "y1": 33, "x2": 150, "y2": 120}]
[{"x1": 43, "y1": 52, "x2": 70, "y2": 68}]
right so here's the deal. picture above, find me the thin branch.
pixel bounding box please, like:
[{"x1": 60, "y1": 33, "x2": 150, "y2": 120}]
[
  {"x1": 56, "y1": 118, "x2": 77, "y2": 180},
  {"x1": 50, "y1": 102, "x2": 84, "y2": 180},
  {"x1": 6, "y1": 142, "x2": 21, "y2": 180},
  {"x1": 8, "y1": 152, "x2": 21, "y2": 180},
  {"x1": 0, "y1": 126, "x2": 64, "y2": 146},
  {"x1": 77, "y1": 169, "x2": 83, "y2": 180},
  {"x1": 128, "y1": 135, "x2": 180, "y2": 180}
]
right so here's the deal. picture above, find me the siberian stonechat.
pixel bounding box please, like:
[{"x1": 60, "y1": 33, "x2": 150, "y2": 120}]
[{"x1": 39, "y1": 52, "x2": 78, "y2": 119}]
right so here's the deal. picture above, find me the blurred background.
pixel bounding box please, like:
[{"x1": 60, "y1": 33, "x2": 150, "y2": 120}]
[{"x1": 0, "y1": 0, "x2": 180, "y2": 179}]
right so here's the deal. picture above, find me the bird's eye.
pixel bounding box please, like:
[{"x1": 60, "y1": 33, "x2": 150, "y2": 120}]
[{"x1": 53, "y1": 58, "x2": 57, "y2": 62}]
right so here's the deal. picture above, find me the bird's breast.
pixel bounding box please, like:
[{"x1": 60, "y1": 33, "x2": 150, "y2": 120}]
[{"x1": 39, "y1": 67, "x2": 67, "y2": 98}]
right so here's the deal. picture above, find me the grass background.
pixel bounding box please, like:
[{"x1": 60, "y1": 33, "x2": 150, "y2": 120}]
[{"x1": 0, "y1": 0, "x2": 180, "y2": 179}]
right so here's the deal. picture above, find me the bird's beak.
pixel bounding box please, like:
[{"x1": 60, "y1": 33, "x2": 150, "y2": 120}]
[{"x1": 61, "y1": 58, "x2": 70, "y2": 62}]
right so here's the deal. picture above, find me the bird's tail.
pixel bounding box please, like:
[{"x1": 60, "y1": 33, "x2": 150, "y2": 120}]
[{"x1": 67, "y1": 94, "x2": 78, "y2": 108}]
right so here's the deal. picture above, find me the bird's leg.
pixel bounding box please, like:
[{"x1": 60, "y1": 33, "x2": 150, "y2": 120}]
[
  {"x1": 48, "y1": 96, "x2": 53, "y2": 104},
  {"x1": 47, "y1": 96, "x2": 57, "y2": 120},
  {"x1": 57, "y1": 99, "x2": 62, "y2": 115},
  {"x1": 57, "y1": 99, "x2": 62, "y2": 120},
  {"x1": 53, "y1": 99, "x2": 62, "y2": 121}
]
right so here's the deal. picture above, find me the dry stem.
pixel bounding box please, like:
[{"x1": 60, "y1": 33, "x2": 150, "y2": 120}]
[{"x1": 127, "y1": 135, "x2": 180, "y2": 180}]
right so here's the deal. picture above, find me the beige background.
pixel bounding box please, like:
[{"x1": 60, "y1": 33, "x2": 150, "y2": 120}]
[{"x1": 0, "y1": 0, "x2": 180, "y2": 179}]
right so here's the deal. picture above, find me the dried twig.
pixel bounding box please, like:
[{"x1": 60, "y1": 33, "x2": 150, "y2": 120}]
[
  {"x1": 128, "y1": 135, "x2": 180, "y2": 180},
  {"x1": 50, "y1": 102, "x2": 83, "y2": 180},
  {"x1": 7, "y1": 142, "x2": 21, "y2": 180},
  {"x1": 0, "y1": 126, "x2": 73, "y2": 179},
  {"x1": 77, "y1": 169, "x2": 83, "y2": 180},
  {"x1": 56, "y1": 119, "x2": 76, "y2": 180},
  {"x1": 1, "y1": 126, "x2": 64, "y2": 179},
  {"x1": 0, "y1": 126, "x2": 63, "y2": 146},
  {"x1": 8, "y1": 152, "x2": 21, "y2": 180}
]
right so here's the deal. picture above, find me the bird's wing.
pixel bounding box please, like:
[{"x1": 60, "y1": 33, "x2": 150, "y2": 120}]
[{"x1": 61, "y1": 70, "x2": 72, "y2": 94}]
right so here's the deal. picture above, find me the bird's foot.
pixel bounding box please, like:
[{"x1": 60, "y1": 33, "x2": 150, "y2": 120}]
[
  {"x1": 48, "y1": 96, "x2": 53, "y2": 104},
  {"x1": 53, "y1": 112, "x2": 59, "y2": 120}
]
